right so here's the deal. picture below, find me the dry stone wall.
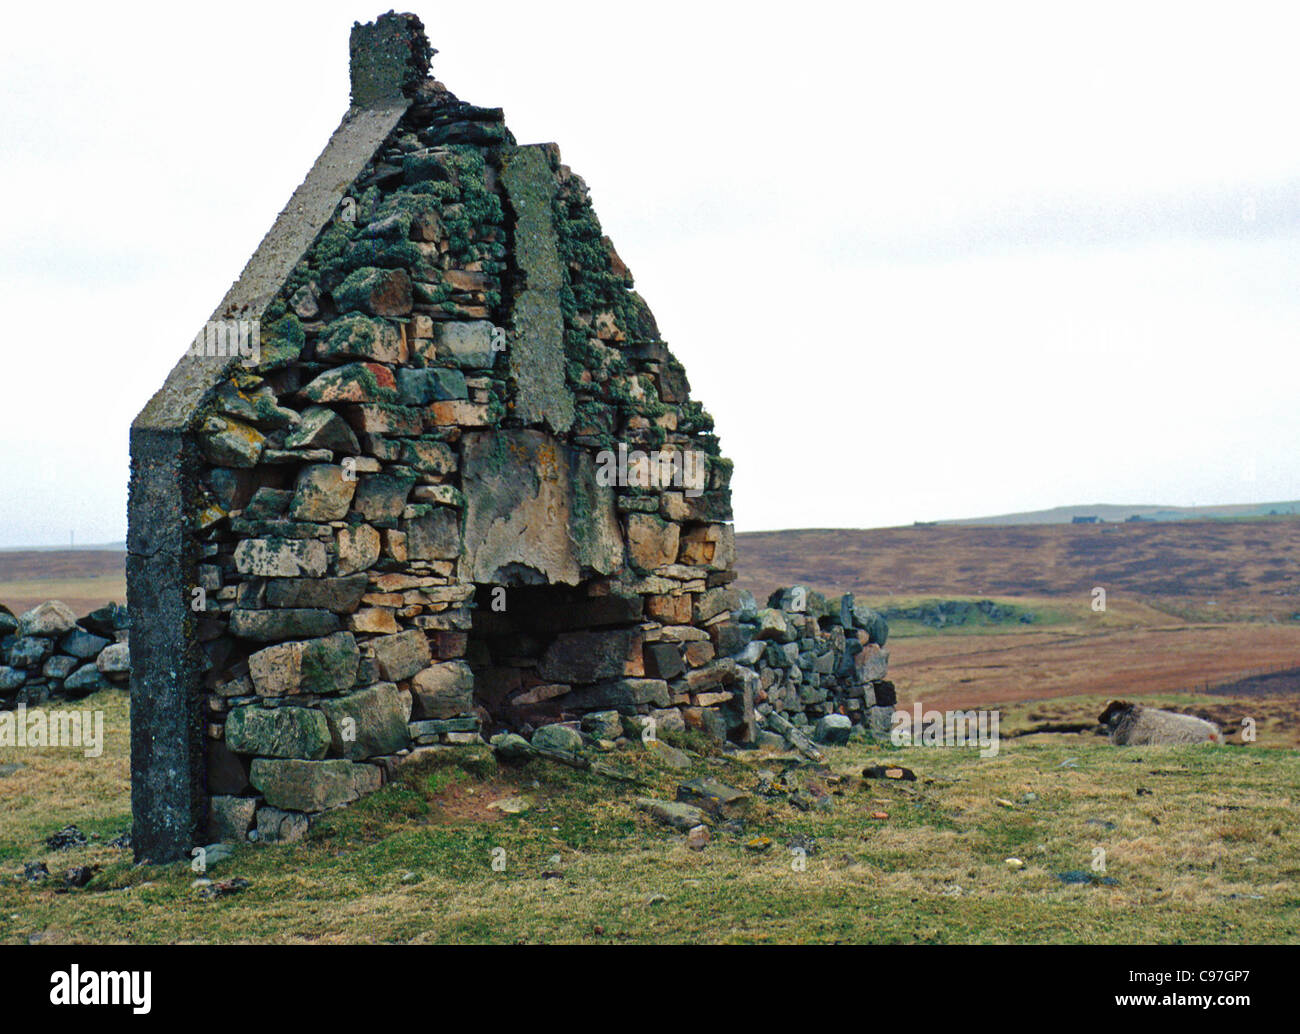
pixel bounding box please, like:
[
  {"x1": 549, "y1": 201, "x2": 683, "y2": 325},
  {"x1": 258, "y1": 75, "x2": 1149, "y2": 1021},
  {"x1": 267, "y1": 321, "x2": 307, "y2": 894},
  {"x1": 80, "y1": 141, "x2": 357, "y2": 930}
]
[
  {"x1": 0, "y1": 601, "x2": 130, "y2": 706},
  {"x1": 128, "y1": 13, "x2": 890, "y2": 861}
]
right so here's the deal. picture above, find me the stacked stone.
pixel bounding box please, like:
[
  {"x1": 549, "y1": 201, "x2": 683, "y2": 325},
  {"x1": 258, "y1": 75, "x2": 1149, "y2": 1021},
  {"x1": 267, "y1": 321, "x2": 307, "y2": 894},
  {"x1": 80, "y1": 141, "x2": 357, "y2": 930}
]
[
  {"x1": 738, "y1": 588, "x2": 895, "y2": 745},
  {"x1": 187, "y1": 63, "x2": 744, "y2": 844},
  {"x1": 0, "y1": 601, "x2": 130, "y2": 709},
  {"x1": 140, "y1": 16, "x2": 888, "y2": 849}
]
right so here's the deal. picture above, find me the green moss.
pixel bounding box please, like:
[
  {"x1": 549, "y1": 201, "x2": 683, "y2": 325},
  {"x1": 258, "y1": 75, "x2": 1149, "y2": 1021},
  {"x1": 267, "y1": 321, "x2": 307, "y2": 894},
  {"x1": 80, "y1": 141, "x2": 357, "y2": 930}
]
[{"x1": 256, "y1": 314, "x2": 305, "y2": 372}]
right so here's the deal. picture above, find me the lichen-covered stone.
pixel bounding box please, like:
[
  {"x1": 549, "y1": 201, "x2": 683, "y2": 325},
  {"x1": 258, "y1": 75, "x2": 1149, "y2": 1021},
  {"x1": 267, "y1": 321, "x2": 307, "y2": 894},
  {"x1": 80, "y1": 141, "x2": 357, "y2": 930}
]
[
  {"x1": 18, "y1": 601, "x2": 78, "y2": 638},
  {"x1": 289, "y1": 464, "x2": 357, "y2": 521},
  {"x1": 226, "y1": 704, "x2": 331, "y2": 759},
  {"x1": 369, "y1": 629, "x2": 431, "y2": 681},
  {"x1": 250, "y1": 758, "x2": 382, "y2": 812},
  {"x1": 229, "y1": 608, "x2": 339, "y2": 641},
  {"x1": 234, "y1": 539, "x2": 328, "y2": 578},
  {"x1": 320, "y1": 682, "x2": 411, "y2": 759},
  {"x1": 316, "y1": 313, "x2": 406, "y2": 363},
  {"x1": 334, "y1": 267, "x2": 413, "y2": 317},
  {"x1": 336, "y1": 524, "x2": 382, "y2": 575},
  {"x1": 284, "y1": 406, "x2": 361, "y2": 453},
  {"x1": 247, "y1": 632, "x2": 359, "y2": 696},
  {"x1": 410, "y1": 660, "x2": 474, "y2": 718},
  {"x1": 208, "y1": 795, "x2": 258, "y2": 843},
  {"x1": 459, "y1": 430, "x2": 622, "y2": 585},
  {"x1": 199, "y1": 415, "x2": 265, "y2": 468},
  {"x1": 301, "y1": 362, "x2": 398, "y2": 404}
]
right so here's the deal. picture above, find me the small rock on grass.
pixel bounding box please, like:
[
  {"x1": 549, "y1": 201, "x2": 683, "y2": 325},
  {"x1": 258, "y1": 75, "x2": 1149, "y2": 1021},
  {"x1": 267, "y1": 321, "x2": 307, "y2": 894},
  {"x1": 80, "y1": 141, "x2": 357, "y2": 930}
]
[
  {"x1": 636, "y1": 797, "x2": 708, "y2": 831},
  {"x1": 487, "y1": 795, "x2": 532, "y2": 814},
  {"x1": 198, "y1": 877, "x2": 252, "y2": 900},
  {"x1": 862, "y1": 765, "x2": 916, "y2": 782},
  {"x1": 1055, "y1": 870, "x2": 1118, "y2": 887},
  {"x1": 62, "y1": 866, "x2": 98, "y2": 889},
  {"x1": 686, "y1": 825, "x2": 710, "y2": 851},
  {"x1": 44, "y1": 825, "x2": 88, "y2": 851},
  {"x1": 744, "y1": 836, "x2": 772, "y2": 853},
  {"x1": 786, "y1": 833, "x2": 817, "y2": 856}
]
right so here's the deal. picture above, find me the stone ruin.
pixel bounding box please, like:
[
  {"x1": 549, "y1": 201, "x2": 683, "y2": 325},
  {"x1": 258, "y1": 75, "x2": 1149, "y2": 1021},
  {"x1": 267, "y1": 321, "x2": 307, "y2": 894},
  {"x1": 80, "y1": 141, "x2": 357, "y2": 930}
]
[{"x1": 127, "y1": 13, "x2": 893, "y2": 863}]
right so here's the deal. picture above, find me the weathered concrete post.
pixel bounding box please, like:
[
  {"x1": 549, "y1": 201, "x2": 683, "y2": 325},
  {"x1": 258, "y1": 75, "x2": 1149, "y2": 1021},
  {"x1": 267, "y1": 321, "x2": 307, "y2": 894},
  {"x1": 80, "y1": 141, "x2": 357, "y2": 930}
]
[{"x1": 127, "y1": 13, "x2": 431, "y2": 862}]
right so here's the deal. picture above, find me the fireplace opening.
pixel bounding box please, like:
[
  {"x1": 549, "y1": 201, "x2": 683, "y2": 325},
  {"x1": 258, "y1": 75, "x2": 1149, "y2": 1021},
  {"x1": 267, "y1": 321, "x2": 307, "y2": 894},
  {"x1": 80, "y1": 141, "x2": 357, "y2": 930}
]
[{"x1": 466, "y1": 582, "x2": 648, "y2": 735}]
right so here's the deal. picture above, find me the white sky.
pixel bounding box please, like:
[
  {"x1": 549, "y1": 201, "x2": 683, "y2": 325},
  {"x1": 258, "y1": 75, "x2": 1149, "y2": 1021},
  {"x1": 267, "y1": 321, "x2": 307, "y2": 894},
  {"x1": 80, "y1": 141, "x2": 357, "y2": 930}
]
[{"x1": 2, "y1": 0, "x2": 1299, "y2": 546}]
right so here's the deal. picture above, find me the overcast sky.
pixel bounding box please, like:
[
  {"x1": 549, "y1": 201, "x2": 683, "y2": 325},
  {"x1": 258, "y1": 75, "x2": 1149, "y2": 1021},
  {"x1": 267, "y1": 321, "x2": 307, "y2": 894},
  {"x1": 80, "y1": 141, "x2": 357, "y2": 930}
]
[{"x1": 2, "y1": 0, "x2": 1298, "y2": 546}]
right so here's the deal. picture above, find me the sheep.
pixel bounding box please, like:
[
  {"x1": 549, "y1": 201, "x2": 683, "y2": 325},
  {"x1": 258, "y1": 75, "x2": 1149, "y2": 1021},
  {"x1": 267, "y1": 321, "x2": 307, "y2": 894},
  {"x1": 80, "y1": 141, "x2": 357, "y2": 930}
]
[{"x1": 1098, "y1": 700, "x2": 1221, "y2": 746}]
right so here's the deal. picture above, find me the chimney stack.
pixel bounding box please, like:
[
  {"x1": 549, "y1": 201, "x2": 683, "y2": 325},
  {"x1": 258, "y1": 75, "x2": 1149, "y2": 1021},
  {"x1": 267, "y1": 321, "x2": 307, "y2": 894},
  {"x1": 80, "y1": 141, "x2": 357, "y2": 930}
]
[{"x1": 349, "y1": 11, "x2": 435, "y2": 107}]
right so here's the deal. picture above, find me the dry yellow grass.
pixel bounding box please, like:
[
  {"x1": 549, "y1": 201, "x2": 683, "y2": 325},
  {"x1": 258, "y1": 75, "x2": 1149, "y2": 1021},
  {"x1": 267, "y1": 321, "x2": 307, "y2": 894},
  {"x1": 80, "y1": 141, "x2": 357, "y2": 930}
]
[{"x1": 1, "y1": 688, "x2": 1297, "y2": 944}]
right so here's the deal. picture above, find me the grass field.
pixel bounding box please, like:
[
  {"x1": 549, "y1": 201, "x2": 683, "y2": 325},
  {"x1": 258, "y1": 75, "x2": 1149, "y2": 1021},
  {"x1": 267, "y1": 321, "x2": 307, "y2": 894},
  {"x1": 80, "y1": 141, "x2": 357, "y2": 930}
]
[{"x1": 2, "y1": 688, "x2": 1297, "y2": 944}]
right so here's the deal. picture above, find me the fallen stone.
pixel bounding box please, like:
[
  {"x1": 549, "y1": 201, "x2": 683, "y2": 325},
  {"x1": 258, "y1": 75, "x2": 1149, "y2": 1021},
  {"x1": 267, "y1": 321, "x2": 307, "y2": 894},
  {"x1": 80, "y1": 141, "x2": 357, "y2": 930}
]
[
  {"x1": 45, "y1": 825, "x2": 88, "y2": 851},
  {"x1": 635, "y1": 797, "x2": 709, "y2": 831},
  {"x1": 862, "y1": 764, "x2": 917, "y2": 781},
  {"x1": 532, "y1": 723, "x2": 584, "y2": 753},
  {"x1": 676, "y1": 777, "x2": 749, "y2": 819},
  {"x1": 813, "y1": 714, "x2": 852, "y2": 745}
]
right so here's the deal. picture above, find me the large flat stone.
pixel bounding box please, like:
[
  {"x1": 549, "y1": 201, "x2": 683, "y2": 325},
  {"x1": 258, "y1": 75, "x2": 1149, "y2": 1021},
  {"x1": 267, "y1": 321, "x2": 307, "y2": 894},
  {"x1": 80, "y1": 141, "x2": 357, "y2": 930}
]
[
  {"x1": 320, "y1": 682, "x2": 411, "y2": 759},
  {"x1": 234, "y1": 539, "x2": 328, "y2": 578},
  {"x1": 500, "y1": 146, "x2": 573, "y2": 433},
  {"x1": 225, "y1": 705, "x2": 331, "y2": 759},
  {"x1": 229, "y1": 608, "x2": 340, "y2": 641},
  {"x1": 560, "y1": 678, "x2": 671, "y2": 712},
  {"x1": 247, "y1": 632, "x2": 360, "y2": 696},
  {"x1": 460, "y1": 430, "x2": 623, "y2": 586},
  {"x1": 249, "y1": 758, "x2": 382, "y2": 812},
  {"x1": 538, "y1": 628, "x2": 640, "y2": 684},
  {"x1": 265, "y1": 575, "x2": 369, "y2": 614}
]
